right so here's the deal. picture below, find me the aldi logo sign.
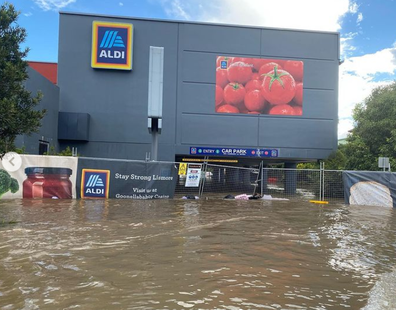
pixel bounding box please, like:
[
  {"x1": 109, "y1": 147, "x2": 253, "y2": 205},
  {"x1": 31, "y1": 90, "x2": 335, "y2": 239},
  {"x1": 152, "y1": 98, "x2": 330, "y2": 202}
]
[
  {"x1": 91, "y1": 21, "x2": 133, "y2": 70},
  {"x1": 81, "y1": 169, "x2": 110, "y2": 198}
]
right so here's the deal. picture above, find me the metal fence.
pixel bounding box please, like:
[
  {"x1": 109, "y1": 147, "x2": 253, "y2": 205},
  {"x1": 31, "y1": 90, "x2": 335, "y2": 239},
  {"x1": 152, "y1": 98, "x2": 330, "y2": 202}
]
[{"x1": 174, "y1": 162, "x2": 345, "y2": 202}]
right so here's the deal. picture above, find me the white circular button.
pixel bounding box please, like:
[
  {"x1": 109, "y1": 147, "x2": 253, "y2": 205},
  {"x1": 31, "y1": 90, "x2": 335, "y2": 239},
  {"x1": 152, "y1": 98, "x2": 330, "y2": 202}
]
[{"x1": 1, "y1": 152, "x2": 22, "y2": 172}]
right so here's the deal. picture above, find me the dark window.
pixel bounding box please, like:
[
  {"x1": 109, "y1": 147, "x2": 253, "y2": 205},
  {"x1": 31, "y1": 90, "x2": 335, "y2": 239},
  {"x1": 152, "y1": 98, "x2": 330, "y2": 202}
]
[{"x1": 39, "y1": 140, "x2": 49, "y2": 155}]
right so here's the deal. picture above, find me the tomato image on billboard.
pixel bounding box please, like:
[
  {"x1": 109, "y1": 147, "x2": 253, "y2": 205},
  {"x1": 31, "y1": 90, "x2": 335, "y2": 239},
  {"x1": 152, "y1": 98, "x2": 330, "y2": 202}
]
[{"x1": 215, "y1": 56, "x2": 304, "y2": 116}]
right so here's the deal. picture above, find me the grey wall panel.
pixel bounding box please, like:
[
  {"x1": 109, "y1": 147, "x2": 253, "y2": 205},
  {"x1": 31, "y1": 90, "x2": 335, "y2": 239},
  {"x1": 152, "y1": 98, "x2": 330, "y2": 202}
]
[
  {"x1": 18, "y1": 67, "x2": 60, "y2": 153},
  {"x1": 181, "y1": 114, "x2": 258, "y2": 146},
  {"x1": 180, "y1": 23, "x2": 261, "y2": 55},
  {"x1": 59, "y1": 141, "x2": 175, "y2": 161},
  {"x1": 180, "y1": 83, "x2": 215, "y2": 113},
  {"x1": 261, "y1": 29, "x2": 339, "y2": 60},
  {"x1": 58, "y1": 14, "x2": 178, "y2": 146},
  {"x1": 303, "y1": 60, "x2": 338, "y2": 90},
  {"x1": 302, "y1": 89, "x2": 337, "y2": 119},
  {"x1": 181, "y1": 52, "x2": 216, "y2": 83},
  {"x1": 258, "y1": 118, "x2": 335, "y2": 149}
]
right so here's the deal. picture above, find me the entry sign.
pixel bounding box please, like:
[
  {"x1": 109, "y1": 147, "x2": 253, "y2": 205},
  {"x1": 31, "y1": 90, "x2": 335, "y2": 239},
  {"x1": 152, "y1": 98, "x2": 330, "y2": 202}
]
[
  {"x1": 185, "y1": 164, "x2": 202, "y2": 187},
  {"x1": 178, "y1": 163, "x2": 187, "y2": 175},
  {"x1": 91, "y1": 21, "x2": 133, "y2": 70}
]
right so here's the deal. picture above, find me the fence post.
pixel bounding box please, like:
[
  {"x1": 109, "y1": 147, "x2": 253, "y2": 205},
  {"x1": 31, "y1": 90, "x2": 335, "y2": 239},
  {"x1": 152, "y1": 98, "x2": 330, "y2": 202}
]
[
  {"x1": 260, "y1": 161, "x2": 264, "y2": 196},
  {"x1": 322, "y1": 162, "x2": 325, "y2": 201},
  {"x1": 198, "y1": 156, "x2": 209, "y2": 197},
  {"x1": 319, "y1": 162, "x2": 326, "y2": 201}
]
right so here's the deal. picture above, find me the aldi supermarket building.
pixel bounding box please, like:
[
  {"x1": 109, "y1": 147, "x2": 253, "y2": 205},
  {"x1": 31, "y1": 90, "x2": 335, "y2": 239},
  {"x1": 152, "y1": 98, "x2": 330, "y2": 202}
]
[{"x1": 21, "y1": 12, "x2": 340, "y2": 166}]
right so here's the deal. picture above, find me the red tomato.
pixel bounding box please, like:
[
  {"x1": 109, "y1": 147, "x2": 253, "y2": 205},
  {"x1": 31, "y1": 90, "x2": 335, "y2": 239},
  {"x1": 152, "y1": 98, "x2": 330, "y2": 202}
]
[
  {"x1": 252, "y1": 58, "x2": 268, "y2": 72},
  {"x1": 261, "y1": 68, "x2": 296, "y2": 105},
  {"x1": 251, "y1": 73, "x2": 261, "y2": 80},
  {"x1": 259, "y1": 62, "x2": 283, "y2": 77},
  {"x1": 227, "y1": 61, "x2": 253, "y2": 85},
  {"x1": 216, "y1": 67, "x2": 229, "y2": 88},
  {"x1": 216, "y1": 56, "x2": 233, "y2": 68},
  {"x1": 283, "y1": 60, "x2": 304, "y2": 82},
  {"x1": 217, "y1": 104, "x2": 240, "y2": 113},
  {"x1": 293, "y1": 83, "x2": 303, "y2": 106},
  {"x1": 273, "y1": 59, "x2": 287, "y2": 67},
  {"x1": 244, "y1": 79, "x2": 262, "y2": 92},
  {"x1": 269, "y1": 104, "x2": 295, "y2": 115},
  {"x1": 248, "y1": 111, "x2": 260, "y2": 114},
  {"x1": 244, "y1": 90, "x2": 267, "y2": 112},
  {"x1": 239, "y1": 57, "x2": 255, "y2": 68},
  {"x1": 239, "y1": 105, "x2": 249, "y2": 114},
  {"x1": 223, "y1": 83, "x2": 246, "y2": 105},
  {"x1": 215, "y1": 85, "x2": 224, "y2": 107},
  {"x1": 293, "y1": 106, "x2": 302, "y2": 115},
  {"x1": 230, "y1": 57, "x2": 243, "y2": 64}
]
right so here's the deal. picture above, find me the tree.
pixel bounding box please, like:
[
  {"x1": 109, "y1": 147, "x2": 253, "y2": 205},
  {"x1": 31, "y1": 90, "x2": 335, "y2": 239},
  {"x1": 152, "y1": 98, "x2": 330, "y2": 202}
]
[
  {"x1": 0, "y1": 2, "x2": 45, "y2": 154},
  {"x1": 344, "y1": 82, "x2": 396, "y2": 170}
]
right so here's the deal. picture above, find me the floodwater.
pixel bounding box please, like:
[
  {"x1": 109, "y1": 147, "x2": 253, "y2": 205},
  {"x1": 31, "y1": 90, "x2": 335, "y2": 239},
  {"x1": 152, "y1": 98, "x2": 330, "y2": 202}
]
[{"x1": 0, "y1": 199, "x2": 395, "y2": 310}]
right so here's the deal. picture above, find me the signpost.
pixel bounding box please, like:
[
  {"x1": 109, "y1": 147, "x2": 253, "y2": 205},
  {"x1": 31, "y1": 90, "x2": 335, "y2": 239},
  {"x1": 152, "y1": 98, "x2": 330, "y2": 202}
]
[{"x1": 378, "y1": 157, "x2": 390, "y2": 171}]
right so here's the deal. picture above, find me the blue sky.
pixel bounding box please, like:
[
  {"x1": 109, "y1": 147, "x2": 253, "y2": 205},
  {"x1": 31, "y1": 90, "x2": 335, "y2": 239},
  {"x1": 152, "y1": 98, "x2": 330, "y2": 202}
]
[{"x1": 9, "y1": 0, "x2": 396, "y2": 138}]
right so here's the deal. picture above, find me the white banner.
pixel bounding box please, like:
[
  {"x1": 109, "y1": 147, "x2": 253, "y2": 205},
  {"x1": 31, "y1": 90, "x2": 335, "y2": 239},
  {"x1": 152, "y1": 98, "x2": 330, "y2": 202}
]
[{"x1": 0, "y1": 154, "x2": 78, "y2": 199}]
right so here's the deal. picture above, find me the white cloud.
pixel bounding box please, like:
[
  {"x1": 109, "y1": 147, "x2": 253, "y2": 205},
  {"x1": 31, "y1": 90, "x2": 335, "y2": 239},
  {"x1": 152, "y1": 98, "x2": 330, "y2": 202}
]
[
  {"x1": 160, "y1": 0, "x2": 355, "y2": 31},
  {"x1": 162, "y1": 0, "x2": 191, "y2": 20},
  {"x1": 349, "y1": 1, "x2": 359, "y2": 14},
  {"x1": 33, "y1": 0, "x2": 76, "y2": 11},
  {"x1": 24, "y1": 12, "x2": 33, "y2": 17},
  {"x1": 119, "y1": 2, "x2": 124, "y2": 6},
  {"x1": 338, "y1": 47, "x2": 396, "y2": 137},
  {"x1": 340, "y1": 32, "x2": 357, "y2": 59},
  {"x1": 357, "y1": 12, "x2": 363, "y2": 24}
]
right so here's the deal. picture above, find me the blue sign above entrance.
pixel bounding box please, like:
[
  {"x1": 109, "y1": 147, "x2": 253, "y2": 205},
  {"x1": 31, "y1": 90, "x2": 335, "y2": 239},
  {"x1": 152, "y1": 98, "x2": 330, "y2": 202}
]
[{"x1": 190, "y1": 147, "x2": 278, "y2": 158}]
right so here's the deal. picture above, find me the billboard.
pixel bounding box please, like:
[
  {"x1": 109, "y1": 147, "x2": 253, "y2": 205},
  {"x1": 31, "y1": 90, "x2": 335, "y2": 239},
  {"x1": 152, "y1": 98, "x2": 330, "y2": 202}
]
[
  {"x1": 0, "y1": 154, "x2": 78, "y2": 199},
  {"x1": 91, "y1": 21, "x2": 133, "y2": 70},
  {"x1": 77, "y1": 158, "x2": 178, "y2": 199},
  {"x1": 215, "y1": 56, "x2": 303, "y2": 115}
]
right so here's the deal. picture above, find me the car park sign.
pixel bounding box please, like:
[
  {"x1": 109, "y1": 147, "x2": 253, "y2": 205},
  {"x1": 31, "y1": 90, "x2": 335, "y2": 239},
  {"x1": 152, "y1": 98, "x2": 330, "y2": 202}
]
[{"x1": 190, "y1": 147, "x2": 278, "y2": 158}]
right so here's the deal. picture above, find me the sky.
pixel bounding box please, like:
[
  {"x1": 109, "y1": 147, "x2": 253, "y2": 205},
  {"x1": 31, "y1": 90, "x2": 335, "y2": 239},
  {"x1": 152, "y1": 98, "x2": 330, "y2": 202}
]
[{"x1": 8, "y1": 0, "x2": 396, "y2": 139}]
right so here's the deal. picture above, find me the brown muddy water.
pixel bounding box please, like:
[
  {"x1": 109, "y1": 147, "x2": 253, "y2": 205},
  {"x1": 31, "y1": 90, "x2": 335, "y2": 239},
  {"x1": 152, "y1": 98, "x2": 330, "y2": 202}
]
[{"x1": 0, "y1": 199, "x2": 395, "y2": 310}]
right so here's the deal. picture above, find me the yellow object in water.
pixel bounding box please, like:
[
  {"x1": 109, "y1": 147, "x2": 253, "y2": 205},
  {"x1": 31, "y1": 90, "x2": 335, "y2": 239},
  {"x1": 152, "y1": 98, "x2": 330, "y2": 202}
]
[{"x1": 309, "y1": 200, "x2": 329, "y2": 204}]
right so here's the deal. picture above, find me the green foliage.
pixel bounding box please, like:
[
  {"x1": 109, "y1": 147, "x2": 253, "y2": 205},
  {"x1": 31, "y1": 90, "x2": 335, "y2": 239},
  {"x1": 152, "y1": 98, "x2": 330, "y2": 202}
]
[
  {"x1": 9, "y1": 178, "x2": 18, "y2": 193},
  {"x1": 44, "y1": 146, "x2": 78, "y2": 157},
  {"x1": 344, "y1": 82, "x2": 396, "y2": 170},
  {"x1": 0, "y1": 2, "x2": 45, "y2": 154},
  {"x1": 0, "y1": 168, "x2": 19, "y2": 198},
  {"x1": 298, "y1": 82, "x2": 396, "y2": 171},
  {"x1": 14, "y1": 146, "x2": 26, "y2": 154}
]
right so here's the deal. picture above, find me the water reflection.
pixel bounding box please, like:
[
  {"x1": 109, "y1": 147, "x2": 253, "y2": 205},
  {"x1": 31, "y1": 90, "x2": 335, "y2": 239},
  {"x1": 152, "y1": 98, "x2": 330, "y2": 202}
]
[{"x1": 0, "y1": 199, "x2": 395, "y2": 309}]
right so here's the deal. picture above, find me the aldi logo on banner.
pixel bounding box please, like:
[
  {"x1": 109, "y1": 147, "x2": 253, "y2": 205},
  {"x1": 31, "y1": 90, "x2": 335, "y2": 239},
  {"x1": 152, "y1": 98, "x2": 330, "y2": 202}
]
[
  {"x1": 91, "y1": 21, "x2": 133, "y2": 70},
  {"x1": 81, "y1": 169, "x2": 110, "y2": 198}
]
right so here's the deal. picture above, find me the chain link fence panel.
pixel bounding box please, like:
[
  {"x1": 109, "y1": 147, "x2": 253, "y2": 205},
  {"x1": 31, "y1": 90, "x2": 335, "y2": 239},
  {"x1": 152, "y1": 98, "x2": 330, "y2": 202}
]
[{"x1": 173, "y1": 162, "x2": 345, "y2": 202}]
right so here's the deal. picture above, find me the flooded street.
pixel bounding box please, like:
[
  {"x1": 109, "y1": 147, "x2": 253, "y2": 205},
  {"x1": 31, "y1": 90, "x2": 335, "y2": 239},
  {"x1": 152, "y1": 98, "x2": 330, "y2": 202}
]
[{"x1": 0, "y1": 199, "x2": 395, "y2": 309}]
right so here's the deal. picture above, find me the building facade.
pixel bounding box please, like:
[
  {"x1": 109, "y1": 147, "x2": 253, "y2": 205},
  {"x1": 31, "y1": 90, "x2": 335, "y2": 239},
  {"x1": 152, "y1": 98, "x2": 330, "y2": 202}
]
[{"x1": 22, "y1": 12, "x2": 340, "y2": 165}]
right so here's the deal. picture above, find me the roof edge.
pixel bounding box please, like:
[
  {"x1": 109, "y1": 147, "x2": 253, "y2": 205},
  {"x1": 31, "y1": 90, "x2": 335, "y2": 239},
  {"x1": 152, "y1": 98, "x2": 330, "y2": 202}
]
[{"x1": 59, "y1": 11, "x2": 340, "y2": 36}]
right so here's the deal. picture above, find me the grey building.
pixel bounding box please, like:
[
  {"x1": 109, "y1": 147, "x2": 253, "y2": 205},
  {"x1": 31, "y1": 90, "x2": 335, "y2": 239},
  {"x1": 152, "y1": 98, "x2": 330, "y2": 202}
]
[{"x1": 23, "y1": 12, "x2": 340, "y2": 165}]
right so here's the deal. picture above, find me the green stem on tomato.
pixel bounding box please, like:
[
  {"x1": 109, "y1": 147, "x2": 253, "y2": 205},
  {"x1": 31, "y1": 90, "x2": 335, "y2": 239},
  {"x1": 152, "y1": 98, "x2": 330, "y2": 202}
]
[{"x1": 261, "y1": 66, "x2": 289, "y2": 90}]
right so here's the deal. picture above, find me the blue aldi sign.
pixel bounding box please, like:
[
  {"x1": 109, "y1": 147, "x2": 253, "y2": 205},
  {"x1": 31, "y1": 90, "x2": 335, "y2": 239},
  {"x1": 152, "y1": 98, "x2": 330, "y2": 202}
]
[
  {"x1": 91, "y1": 21, "x2": 133, "y2": 70},
  {"x1": 81, "y1": 169, "x2": 110, "y2": 198},
  {"x1": 190, "y1": 147, "x2": 279, "y2": 158}
]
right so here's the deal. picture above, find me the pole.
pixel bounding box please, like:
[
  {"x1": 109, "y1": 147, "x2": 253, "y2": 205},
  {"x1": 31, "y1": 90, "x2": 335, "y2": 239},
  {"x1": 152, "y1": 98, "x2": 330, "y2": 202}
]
[
  {"x1": 260, "y1": 161, "x2": 264, "y2": 196},
  {"x1": 151, "y1": 118, "x2": 159, "y2": 161},
  {"x1": 319, "y1": 162, "x2": 323, "y2": 201}
]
